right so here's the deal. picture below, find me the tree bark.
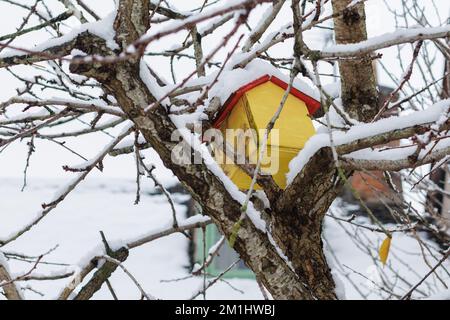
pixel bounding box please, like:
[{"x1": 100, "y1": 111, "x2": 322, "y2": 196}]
[
  {"x1": 67, "y1": 0, "x2": 379, "y2": 300},
  {"x1": 267, "y1": 0, "x2": 381, "y2": 299},
  {"x1": 0, "y1": 262, "x2": 22, "y2": 300},
  {"x1": 331, "y1": 0, "x2": 379, "y2": 121},
  {"x1": 69, "y1": 0, "x2": 314, "y2": 300}
]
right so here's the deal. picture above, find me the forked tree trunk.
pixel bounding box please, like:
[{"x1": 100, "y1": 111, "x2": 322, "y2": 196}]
[
  {"x1": 265, "y1": 0, "x2": 379, "y2": 299},
  {"x1": 69, "y1": 0, "x2": 378, "y2": 300}
]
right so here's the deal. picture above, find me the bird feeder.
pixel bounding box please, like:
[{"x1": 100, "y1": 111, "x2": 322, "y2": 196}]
[{"x1": 210, "y1": 74, "x2": 320, "y2": 190}]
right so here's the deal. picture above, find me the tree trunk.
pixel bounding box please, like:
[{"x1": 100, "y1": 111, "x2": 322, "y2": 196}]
[
  {"x1": 331, "y1": 0, "x2": 379, "y2": 121},
  {"x1": 68, "y1": 0, "x2": 379, "y2": 300}
]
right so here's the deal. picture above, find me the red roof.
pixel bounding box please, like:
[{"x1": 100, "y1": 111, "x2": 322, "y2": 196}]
[{"x1": 212, "y1": 75, "x2": 321, "y2": 128}]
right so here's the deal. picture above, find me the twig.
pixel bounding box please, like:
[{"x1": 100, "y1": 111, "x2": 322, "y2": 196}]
[{"x1": 401, "y1": 250, "x2": 450, "y2": 300}]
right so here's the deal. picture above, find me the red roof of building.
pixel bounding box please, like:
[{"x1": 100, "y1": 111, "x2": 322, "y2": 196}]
[{"x1": 213, "y1": 74, "x2": 321, "y2": 128}]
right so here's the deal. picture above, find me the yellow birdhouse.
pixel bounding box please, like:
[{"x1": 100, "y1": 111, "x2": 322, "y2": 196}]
[{"x1": 208, "y1": 75, "x2": 320, "y2": 190}]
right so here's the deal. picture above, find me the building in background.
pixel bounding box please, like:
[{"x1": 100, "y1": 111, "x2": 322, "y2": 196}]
[{"x1": 341, "y1": 84, "x2": 404, "y2": 223}]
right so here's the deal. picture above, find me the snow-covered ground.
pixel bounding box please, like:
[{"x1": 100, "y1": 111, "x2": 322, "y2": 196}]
[
  {"x1": 323, "y1": 202, "x2": 450, "y2": 300},
  {"x1": 0, "y1": 177, "x2": 449, "y2": 300},
  {"x1": 0, "y1": 178, "x2": 261, "y2": 300}
]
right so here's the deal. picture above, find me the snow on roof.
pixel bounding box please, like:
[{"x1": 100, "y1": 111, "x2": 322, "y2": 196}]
[
  {"x1": 212, "y1": 74, "x2": 321, "y2": 127},
  {"x1": 209, "y1": 59, "x2": 320, "y2": 106}
]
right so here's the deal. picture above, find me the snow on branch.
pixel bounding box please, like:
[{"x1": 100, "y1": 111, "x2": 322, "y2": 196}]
[
  {"x1": 321, "y1": 25, "x2": 450, "y2": 58},
  {"x1": 0, "y1": 11, "x2": 119, "y2": 69},
  {"x1": 0, "y1": 123, "x2": 134, "y2": 247},
  {"x1": 341, "y1": 140, "x2": 450, "y2": 171},
  {"x1": 287, "y1": 99, "x2": 450, "y2": 184}
]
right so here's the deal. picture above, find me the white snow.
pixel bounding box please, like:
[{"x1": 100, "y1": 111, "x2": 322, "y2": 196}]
[
  {"x1": 1, "y1": 177, "x2": 448, "y2": 299},
  {"x1": 209, "y1": 59, "x2": 320, "y2": 105},
  {"x1": 0, "y1": 251, "x2": 10, "y2": 272},
  {"x1": 113, "y1": 134, "x2": 147, "y2": 152},
  {"x1": 242, "y1": 3, "x2": 280, "y2": 50},
  {"x1": 123, "y1": 214, "x2": 211, "y2": 250},
  {"x1": 139, "y1": 60, "x2": 167, "y2": 102},
  {"x1": 425, "y1": 288, "x2": 450, "y2": 300},
  {"x1": 287, "y1": 99, "x2": 450, "y2": 184},
  {"x1": 140, "y1": 0, "x2": 261, "y2": 44},
  {"x1": 161, "y1": 59, "x2": 319, "y2": 125},
  {"x1": 0, "y1": 108, "x2": 55, "y2": 125},
  {"x1": 0, "y1": 178, "x2": 261, "y2": 300},
  {"x1": 0, "y1": 10, "x2": 119, "y2": 60},
  {"x1": 344, "y1": 137, "x2": 450, "y2": 162},
  {"x1": 323, "y1": 238, "x2": 346, "y2": 299},
  {"x1": 323, "y1": 200, "x2": 450, "y2": 300},
  {"x1": 323, "y1": 25, "x2": 450, "y2": 55},
  {"x1": 175, "y1": 126, "x2": 268, "y2": 232}
]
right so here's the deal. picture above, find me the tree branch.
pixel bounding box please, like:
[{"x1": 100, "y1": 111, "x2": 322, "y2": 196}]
[{"x1": 341, "y1": 145, "x2": 450, "y2": 171}]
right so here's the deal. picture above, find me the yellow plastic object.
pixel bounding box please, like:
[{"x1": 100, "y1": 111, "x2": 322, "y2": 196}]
[
  {"x1": 379, "y1": 236, "x2": 392, "y2": 266},
  {"x1": 213, "y1": 81, "x2": 316, "y2": 190}
]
